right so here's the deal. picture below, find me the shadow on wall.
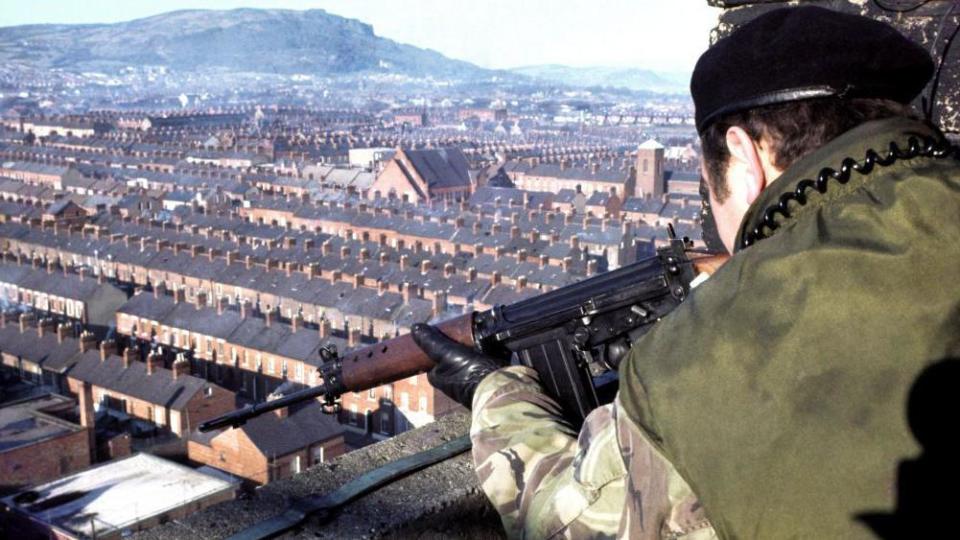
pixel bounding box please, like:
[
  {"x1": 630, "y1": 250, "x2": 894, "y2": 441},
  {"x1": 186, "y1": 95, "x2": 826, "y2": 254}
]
[{"x1": 857, "y1": 358, "x2": 959, "y2": 538}]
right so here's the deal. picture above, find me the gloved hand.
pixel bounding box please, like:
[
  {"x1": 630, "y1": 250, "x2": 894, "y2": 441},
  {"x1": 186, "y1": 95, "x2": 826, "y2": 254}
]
[{"x1": 411, "y1": 323, "x2": 501, "y2": 409}]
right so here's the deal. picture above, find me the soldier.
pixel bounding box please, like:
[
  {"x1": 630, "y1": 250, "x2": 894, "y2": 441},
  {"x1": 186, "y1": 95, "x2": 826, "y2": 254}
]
[{"x1": 414, "y1": 6, "x2": 959, "y2": 539}]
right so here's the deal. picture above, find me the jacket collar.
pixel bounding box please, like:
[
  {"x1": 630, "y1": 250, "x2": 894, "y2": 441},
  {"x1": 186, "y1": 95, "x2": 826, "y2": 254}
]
[{"x1": 735, "y1": 117, "x2": 940, "y2": 253}]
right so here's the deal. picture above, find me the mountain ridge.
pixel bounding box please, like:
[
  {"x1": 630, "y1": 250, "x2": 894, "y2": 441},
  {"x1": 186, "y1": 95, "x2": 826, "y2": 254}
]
[{"x1": 0, "y1": 8, "x2": 492, "y2": 79}]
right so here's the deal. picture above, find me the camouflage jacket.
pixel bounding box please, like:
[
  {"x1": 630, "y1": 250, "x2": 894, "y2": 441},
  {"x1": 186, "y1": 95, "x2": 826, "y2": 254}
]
[
  {"x1": 471, "y1": 367, "x2": 716, "y2": 539},
  {"x1": 471, "y1": 117, "x2": 959, "y2": 538}
]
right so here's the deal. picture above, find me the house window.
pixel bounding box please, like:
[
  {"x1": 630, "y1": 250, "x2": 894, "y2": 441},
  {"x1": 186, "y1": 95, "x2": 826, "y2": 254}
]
[
  {"x1": 419, "y1": 395, "x2": 428, "y2": 413},
  {"x1": 409, "y1": 375, "x2": 418, "y2": 386},
  {"x1": 295, "y1": 363, "x2": 304, "y2": 382},
  {"x1": 349, "y1": 404, "x2": 358, "y2": 426},
  {"x1": 400, "y1": 392, "x2": 409, "y2": 410},
  {"x1": 368, "y1": 388, "x2": 376, "y2": 400},
  {"x1": 383, "y1": 385, "x2": 393, "y2": 401},
  {"x1": 380, "y1": 412, "x2": 390, "y2": 434}
]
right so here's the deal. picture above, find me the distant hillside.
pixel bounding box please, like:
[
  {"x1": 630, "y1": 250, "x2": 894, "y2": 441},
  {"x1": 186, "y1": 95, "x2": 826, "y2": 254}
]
[
  {"x1": 0, "y1": 8, "x2": 494, "y2": 79},
  {"x1": 510, "y1": 65, "x2": 689, "y2": 94}
]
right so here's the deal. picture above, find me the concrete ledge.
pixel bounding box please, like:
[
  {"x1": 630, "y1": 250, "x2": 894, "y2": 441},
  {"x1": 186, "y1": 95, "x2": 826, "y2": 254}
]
[{"x1": 134, "y1": 412, "x2": 506, "y2": 539}]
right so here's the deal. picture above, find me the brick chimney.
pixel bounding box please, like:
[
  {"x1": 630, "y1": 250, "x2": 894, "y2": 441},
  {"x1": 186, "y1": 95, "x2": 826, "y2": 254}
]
[
  {"x1": 562, "y1": 256, "x2": 573, "y2": 273},
  {"x1": 467, "y1": 267, "x2": 477, "y2": 283},
  {"x1": 75, "y1": 330, "x2": 95, "y2": 353},
  {"x1": 402, "y1": 282, "x2": 414, "y2": 303},
  {"x1": 377, "y1": 279, "x2": 388, "y2": 296},
  {"x1": 420, "y1": 260, "x2": 432, "y2": 275},
  {"x1": 172, "y1": 354, "x2": 190, "y2": 380},
  {"x1": 291, "y1": 312, "x2": 303, "y2": 333},
  {"x1": 100, "y1": 340, "x2": 117, "y2": 362},
  {"x1": 146, "y1": 350, "x2": 161, "y2": 375},
  {"x1": 18, "y1": 312, "x2": 36, "y2": 333},
  {"x1": 78, "y1": 381, "x2": 96, "y2": 450},
  {"x1": 37, "y1": 318, "x2": 55, "y2": 338},
  {"x1": 516, "y1": 276, "x2": 528, "y2": 291},
  {"x1": 348, "y1": 328, "x2": 361, "y2": 348},
  {"x1": 490, "y1": 271, "x2": 502, "y2": 286},
  {"x1": 432, "y1": 293, "x2": 447, "y2": 318},
  {"x1": 518, "y1": 249, "x2": 528, "y2": 263},
  {"x1": 322, "y1": 240, "x2": 333, "y2": 256},
  {"x1": 586, "y1": 259, "x2": 598, "y2": 277},
  {"x1": 46, "y1": 260, "x2": 56, "y2": 274},
  {"x1": 570, "y1": 235, "x2": 580, "y2": 249},
  {"x1": 330, "y1": 270, "x2": 342, "y2": 284},
  {"x1": 494, "y1": 246, "x2": 505, "y2": 261},
  {"x1": 56, "y1": 322, "x2": 72, "y2": 344},
  {"x1": 399, "y1": 254, "x2": 409, "y2": 270},
  {"x1": 359, "y1": 248, "x2": 370, "y2": 262},
  {"x1": 264, "y1": 307, "x2": 275, "y2": 327},
  {"x1": 353, "y1": 273, "x2": 365, "y2": 289},
  {"x1": 443, "y1": 263, "x2": 455, "y2": 277},
  {"x1": 539, "y1": 254, "x2": 549, "y2": 269},
  {"x1": 195, "y1": 290, "x2": 207, "y2": 310},
  {"x1": 226, "y1": 251, "x2": 237, "y2": 265},
  {"x1": 244, "y1": 255, "x2": 253, "y2": 270},
  {"x1": 216, "y1": 296, "x2": 228, "y2": 315},
  {"x1": 319, "y1": 318, "x2": 331, "y2": 339},
  {"x1": 173, "y1": 287, "x2": 186, "y2": 304},
  {"x1": 340, "y1": 246, "x2": 351, "y2": 259},
  {"x1": 122, "y1": 347, "x2": 135, "y2": 369},
  {"x1": 240, "y1": 300, "x2": 251, "y2": 319}
]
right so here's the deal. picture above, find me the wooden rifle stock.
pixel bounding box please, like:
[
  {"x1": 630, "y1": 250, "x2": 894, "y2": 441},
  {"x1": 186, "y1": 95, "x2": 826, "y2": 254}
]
[{"x1": 337, "y1": 313, "x2": 476, "y2": 390}]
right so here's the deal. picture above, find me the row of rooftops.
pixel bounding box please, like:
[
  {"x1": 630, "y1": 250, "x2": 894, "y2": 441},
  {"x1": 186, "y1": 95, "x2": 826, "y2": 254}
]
[
  {"x1": 119, "y1": 290, "x2": 360, "y2": 366},
  {"x1": 0, "y1": 313, "x2": 216, "y2": 410},
  {"x1": 0, "y1": 258, "x2": 122, "y2": 302},
  {"x1": 0, "y1": 220, "x2": 550, "y2": 315}
]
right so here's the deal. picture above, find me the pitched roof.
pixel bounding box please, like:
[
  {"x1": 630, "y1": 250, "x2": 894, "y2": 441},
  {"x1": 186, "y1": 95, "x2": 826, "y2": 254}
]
[
  {"x1": 67, "y1": 351, "x2": 219, "y2": 410},
  {"x1": 235, "y1": 400, "x2": 343, "y2": 457},
  {"x1": 402, "y1": 148, "x2": 472, "y2": 190}
]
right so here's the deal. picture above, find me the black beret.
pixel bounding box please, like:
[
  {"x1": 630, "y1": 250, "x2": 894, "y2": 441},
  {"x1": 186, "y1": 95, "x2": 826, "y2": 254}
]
[{"x1": 692, "y1": 6, "x2": 934, "y2": 133}]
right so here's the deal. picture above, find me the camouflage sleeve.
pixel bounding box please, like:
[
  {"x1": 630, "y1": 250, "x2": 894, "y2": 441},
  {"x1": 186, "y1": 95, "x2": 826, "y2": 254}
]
[{"x1": 470, "y1": 366, "x2": 716, "y2": 539}]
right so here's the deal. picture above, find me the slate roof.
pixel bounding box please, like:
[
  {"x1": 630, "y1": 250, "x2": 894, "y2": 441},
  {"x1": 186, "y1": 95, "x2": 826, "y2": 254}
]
[
  {"x1": 234, "y1": 400, "x2": 343, "y2": 457},
  {"x1": 403, "y1": 148, "x2": 472, "y2": 189},
  {"x1": 67, "y1": 351, "x2": 217, "y2": 411}
]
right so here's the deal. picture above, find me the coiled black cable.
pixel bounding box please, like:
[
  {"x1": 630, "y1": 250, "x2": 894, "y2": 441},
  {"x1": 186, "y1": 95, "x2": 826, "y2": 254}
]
[{"x1": 740, "y1": 135, "x2": 958, "y2": 249}]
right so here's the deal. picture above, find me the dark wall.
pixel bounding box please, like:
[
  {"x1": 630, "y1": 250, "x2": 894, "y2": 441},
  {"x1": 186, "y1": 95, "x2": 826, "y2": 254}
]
[{"x1": 707, "y1": 0, "x2": 959, "y2": 136}]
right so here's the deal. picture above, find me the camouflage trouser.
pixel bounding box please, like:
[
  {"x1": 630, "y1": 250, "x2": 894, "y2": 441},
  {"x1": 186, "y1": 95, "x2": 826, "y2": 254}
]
[{"x1": 471, "y1": 366, "x2": 716, "y2": 539}]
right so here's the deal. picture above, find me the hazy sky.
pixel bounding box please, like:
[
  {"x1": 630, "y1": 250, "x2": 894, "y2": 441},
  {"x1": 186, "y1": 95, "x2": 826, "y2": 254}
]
[{"x1": 0, "y1": 1, "x2": 720, "y2": 72}]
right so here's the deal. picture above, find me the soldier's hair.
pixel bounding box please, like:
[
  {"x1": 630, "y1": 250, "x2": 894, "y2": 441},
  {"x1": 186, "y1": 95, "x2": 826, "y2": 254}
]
[{"x1": 700, "y1": 98, "x2": 919, "y2": 203}]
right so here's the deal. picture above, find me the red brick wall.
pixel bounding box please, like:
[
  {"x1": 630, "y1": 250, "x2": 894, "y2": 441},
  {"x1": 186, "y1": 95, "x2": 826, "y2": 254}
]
[{"x1": 0, "y1": 427, "x2": 92, "y2": 487}]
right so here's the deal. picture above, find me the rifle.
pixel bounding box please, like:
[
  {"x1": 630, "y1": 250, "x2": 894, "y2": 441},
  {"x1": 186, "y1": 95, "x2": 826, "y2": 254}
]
[{"x1": 199, "y1": 234, "x2": 727, "y2": 432}]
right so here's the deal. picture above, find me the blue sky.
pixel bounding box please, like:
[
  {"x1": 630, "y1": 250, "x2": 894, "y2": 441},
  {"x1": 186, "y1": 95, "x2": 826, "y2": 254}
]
[{"x1": 0, "y1": 0, "x2": 719, "y2": 72}]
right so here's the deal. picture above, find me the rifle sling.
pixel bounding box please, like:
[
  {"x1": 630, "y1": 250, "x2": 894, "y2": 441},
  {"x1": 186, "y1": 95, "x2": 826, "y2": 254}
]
[{"x1": 226, "y1": 434, "x2": 473, "y2": 540}]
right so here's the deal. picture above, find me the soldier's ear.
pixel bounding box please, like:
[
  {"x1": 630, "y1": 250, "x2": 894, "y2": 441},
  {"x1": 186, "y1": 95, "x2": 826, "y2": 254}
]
[{"x1": 724, "y1": 126, "x2": 768, "y2": 206}]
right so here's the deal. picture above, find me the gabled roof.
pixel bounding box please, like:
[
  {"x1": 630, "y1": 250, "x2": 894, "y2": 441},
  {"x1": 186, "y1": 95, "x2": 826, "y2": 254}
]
[
  {"x1": 67, "y1": 351, "x2": 218, "y2": 411},
  {"x1": 235, "y1": 400, "x2": 342, "y2": 457},
  {"x1": 402, "y1": 148, "x2": 472, "y2": 190}
]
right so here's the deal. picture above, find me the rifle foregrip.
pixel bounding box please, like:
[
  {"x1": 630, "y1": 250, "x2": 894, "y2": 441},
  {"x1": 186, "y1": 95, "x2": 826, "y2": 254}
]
[{"x1": 338, "y1": 313, "x2": 475, "y2": 391}]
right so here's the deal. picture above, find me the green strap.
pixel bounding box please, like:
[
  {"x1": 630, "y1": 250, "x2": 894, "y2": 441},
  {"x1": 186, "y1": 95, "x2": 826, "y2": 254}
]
[{"x1": 227, "y1": 434, "x2": 473, "y2": 540}]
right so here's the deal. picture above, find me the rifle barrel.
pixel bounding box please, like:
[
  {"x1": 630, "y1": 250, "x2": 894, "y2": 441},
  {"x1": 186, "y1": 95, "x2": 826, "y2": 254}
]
[{"x1": 198, "y1": 383, "x2": 328, "y2": 432}]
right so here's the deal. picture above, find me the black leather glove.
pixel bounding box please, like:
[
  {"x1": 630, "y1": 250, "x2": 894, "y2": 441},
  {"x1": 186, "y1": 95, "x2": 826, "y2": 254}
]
[{"x1": 411, "y1": 323, "x2": 501, "y2": 409}]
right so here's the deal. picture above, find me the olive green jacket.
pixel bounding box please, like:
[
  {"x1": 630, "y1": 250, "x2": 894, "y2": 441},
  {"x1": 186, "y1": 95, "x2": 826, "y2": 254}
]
[{"x1": 619, "y1": 117, "x2": 960, "y2": 538}]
